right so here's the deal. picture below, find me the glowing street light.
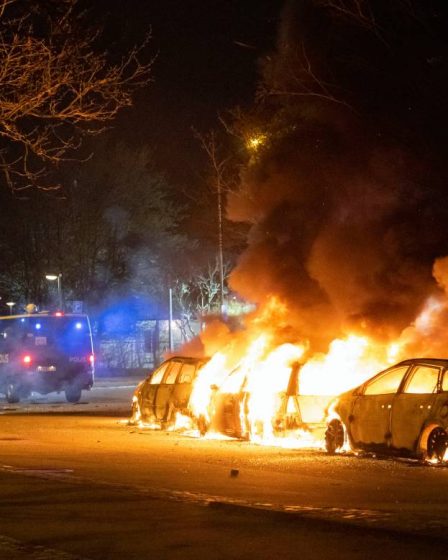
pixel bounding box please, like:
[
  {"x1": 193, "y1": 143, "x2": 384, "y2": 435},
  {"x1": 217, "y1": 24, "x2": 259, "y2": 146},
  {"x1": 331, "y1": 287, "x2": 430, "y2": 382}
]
[
  {"x1": 6, "y1": 302, "x2": 15, "y2": 315},
  {"x1": 45, "y1": 273, "x2": 63, "y2": 310},
  {"x1": 246, "y1": 133, "x2": 267, "y2": 152}
]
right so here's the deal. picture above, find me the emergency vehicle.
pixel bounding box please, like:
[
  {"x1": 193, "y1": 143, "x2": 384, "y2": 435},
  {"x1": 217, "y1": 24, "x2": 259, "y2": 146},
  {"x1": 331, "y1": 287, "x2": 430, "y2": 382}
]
[{"x1": 0, "y1": 311, "x2": 94, "y2": 403}]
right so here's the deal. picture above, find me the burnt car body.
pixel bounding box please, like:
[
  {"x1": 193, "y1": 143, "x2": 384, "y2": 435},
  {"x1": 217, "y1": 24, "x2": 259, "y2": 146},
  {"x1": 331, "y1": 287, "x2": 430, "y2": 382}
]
[
  {"x1": 131, "y1": 356, "x2": 208, "y2": 428},
  {"x1": 326, "y1": 358, "x2": 448, "y2": 461},
  {"x1": 205, "y1": 363, "x2": 333, "y2": 440},
  {"x1": 0, "y1": 313, "x2": 94, "y2": 403}
]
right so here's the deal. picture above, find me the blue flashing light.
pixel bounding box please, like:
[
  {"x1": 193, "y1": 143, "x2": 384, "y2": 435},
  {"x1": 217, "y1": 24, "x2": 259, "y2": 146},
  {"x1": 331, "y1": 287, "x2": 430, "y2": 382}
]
[
  {"x1": 75, "y1": 322, "x2": 83, "y2": 330},
  {"x1": 35, "y1": 323, "x2": 41, "y2": 330},
  {"x1": 21, "y1": 318, "x2": 25, "y2": 323}
]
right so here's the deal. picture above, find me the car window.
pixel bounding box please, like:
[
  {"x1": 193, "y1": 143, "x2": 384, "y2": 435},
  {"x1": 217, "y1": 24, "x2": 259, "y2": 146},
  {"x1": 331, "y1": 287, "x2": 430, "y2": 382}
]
[
  {"x1": 164, "y1": 361, "x2": 183, "y2": 384},
  {"x1": 363, "y1": 366, "x2": 409, "y2": 395},
  {"x1": 442, "y1": 371, "x2": 448, "y2": 392},
  {"x1": 149, "y1": 362, "x2": 170, "y2": 385},
  {"x1": 404, "y1": 365, "x2": 440, "y2": 394},
  {"x1": 0, "y1": 317, "x2": 91, "y2": 352},
  {"x1": 177, "y1": 362, "x2": 196, "y2": 384}
]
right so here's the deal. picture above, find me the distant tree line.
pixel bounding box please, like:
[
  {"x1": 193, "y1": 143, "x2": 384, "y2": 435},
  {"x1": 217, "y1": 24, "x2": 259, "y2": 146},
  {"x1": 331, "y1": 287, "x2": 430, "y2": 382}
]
[
  {"x1": 0, "y1": 0, "x2": 239, "y2": 325},
  {"x1": 0, "y1": 0, "x2": 152, "y2": 191},
  {"x1": 0, "y1": 139, "x2": 229, "y2": 321}
]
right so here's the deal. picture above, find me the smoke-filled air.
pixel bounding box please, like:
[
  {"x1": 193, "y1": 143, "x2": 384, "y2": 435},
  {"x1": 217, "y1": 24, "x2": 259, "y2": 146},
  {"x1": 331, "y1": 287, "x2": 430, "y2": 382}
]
[{"x1": 191, "y1": 0, "x2": 448, "y2": 404}]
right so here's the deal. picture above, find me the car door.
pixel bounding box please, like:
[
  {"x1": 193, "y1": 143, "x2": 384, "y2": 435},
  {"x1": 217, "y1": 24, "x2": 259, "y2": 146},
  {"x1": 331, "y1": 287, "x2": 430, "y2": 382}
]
[
  {"x1": 349, "y1": 365, "x2": 409, "y2": 448},
  {"x1": 391, "y1": 363, "x2": 440, "y2": 452},
  {"x1": 140, "y1": 360, "x2": 172, "y2": 419},
  {"x1": 154, "y1": 360, "x2": 183, "y2": 421},
  {"x1": 433, "y1": 369, "x2": 448, "y2": 428},
  {"x1": 170, "y1": 360, "x2": 199, "y2": 411}
]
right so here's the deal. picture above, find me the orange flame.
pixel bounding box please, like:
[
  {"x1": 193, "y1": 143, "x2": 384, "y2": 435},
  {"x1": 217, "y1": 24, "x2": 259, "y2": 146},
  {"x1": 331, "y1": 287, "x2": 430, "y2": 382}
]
[
  {"x1": 154, "y1": 276, "x2": 448, "y2": 451},
  {"x1": 187, "y1": 294, "x2": 419, "y2": 448}
]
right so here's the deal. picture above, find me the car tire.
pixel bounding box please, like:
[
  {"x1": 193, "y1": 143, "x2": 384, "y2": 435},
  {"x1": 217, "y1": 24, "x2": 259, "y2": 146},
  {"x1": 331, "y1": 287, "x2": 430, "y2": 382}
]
[
  {"x1": 426, "y1": 427, "x2": 448, "y2": 463},
  {"x1": 325, "y1": 419, "x2": 345, "y2": 454},
  {"x1": 5, "y1": 381, "x2": 20, "y2": 404},
  {"x1": 65, "y1": 385, "x2": 82, "y2": 403}
]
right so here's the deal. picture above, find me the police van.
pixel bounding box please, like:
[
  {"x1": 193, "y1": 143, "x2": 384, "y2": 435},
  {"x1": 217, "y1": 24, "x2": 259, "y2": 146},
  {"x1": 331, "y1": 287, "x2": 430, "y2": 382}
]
[{"x1": 0, "y1": 311, "x2": 94, "y2": 403}]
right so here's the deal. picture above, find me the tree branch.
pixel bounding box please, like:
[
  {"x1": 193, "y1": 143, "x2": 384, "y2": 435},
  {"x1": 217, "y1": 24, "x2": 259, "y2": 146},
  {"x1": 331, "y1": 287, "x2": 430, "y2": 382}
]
[{"x1": 0, "y1": 0, "x2": 153, "y2": 190}]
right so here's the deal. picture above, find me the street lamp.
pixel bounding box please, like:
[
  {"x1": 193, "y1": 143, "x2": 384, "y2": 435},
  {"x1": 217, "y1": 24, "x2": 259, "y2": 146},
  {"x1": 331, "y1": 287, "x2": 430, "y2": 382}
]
[
  {"x1": 6, "y1": 302, "x2": 15, "y2": 315},
  {"x1": 45, "y1": 273, "x2": 62, "y2": 310},
  {"x1": 246, "y1": 132, "x2": 267, "y2": 153}
]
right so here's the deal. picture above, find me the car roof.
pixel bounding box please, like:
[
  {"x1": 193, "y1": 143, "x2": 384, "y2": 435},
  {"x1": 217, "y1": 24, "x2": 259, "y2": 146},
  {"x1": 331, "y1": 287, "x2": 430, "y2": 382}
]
[
  {"x1": 0, "y1": 313, "x2": 89, "y2": 320},
  {"x1": 356, "y1": 358, "x2": 448, "y2": 390},
  {"x1": 395, "y1": 358, "x2": 448, "y2": 368},
  {"x1": 165, "y1": 356, "x2": 209, "y2": 362}
]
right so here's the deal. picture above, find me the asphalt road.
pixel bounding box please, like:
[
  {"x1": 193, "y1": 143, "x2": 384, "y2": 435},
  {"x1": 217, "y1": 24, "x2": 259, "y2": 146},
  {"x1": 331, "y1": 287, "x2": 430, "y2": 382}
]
[{"x1": 1, "y1": 379, "x2": 448, "y2": 559}]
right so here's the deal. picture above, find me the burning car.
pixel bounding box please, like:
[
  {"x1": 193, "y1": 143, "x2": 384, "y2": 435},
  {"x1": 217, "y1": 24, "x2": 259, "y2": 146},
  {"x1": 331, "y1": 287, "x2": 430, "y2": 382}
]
[
  {"x1": 130, "y1": 356, "x2": 208, "y2": 428},
  {"x1": 196, "y1": 360, "x2": 334, "y2": 442},
  {"x1": 325, "y1": 358, "x2": 448, "y2": 462}
]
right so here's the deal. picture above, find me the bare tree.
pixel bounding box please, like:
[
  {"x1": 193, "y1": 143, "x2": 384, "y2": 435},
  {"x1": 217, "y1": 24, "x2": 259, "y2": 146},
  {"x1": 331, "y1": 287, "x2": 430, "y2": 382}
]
[
  {"x1": 256, "y1": 0, "x2": 390, "y2": 109},
  {"x1": 315, "y1": 0, "x2": 376, "y2": 30},
  {"x1": 259, "y1": 1, "x2": 436, "y2": 110},
  {"x1": 259, "y1": 39, "x2": 355, "y2": 111},
  {"x1": 194, "y1": 130, "x2": 240, "y2": 312},
  {"x1": 0, "y1": 0, "x2": 152, "y2": 190},
  {"x1": 174, "y1": 258, "x2": 232, "y2": 337}
]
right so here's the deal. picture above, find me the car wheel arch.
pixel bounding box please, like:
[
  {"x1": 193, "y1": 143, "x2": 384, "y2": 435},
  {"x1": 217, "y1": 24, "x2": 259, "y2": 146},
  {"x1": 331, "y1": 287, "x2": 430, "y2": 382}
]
[
  {"x1": 325, "y1": 418, "x2": 346, "y2": 454},
  {"x1": 417, "y1": 422, "x2": 447, "y2": 456}
]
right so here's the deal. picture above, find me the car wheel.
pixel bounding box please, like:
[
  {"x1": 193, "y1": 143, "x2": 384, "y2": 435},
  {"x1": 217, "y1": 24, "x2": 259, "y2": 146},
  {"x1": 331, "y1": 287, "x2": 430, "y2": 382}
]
[
  {"x1": 426, "y1": 427, "x2": 448, "y2": 463},
  {"x1": 65, "y1": 385, "x2": 82, "y2": 403},
  {"x1": 325, "y1": 419, "x2": 345, "y2": 454},
  {"x1": 5, "y1": 381, "x2": 20, "y2": 404}
]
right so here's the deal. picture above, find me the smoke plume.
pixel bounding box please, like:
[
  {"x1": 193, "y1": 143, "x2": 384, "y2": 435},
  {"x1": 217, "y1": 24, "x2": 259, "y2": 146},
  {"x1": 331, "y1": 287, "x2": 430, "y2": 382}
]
[{"x1": 224, "y1": 0, "x2": 448, "y2": 359}]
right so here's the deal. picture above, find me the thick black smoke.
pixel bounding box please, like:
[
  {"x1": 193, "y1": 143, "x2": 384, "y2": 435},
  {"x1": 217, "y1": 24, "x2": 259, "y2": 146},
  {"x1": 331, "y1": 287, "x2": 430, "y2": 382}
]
[{"x1": 226, "y1": 0, "x2": 448, "y2": 355}]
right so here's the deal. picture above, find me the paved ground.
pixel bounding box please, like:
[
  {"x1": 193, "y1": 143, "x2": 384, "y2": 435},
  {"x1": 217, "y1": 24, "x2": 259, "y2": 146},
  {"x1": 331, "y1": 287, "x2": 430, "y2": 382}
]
[
  {"x1": 1, "y1": 378, "x2": 448, "y2": 558},
  {"x1": 1, "y1": 468, "x2": 447, "y2": 560}
]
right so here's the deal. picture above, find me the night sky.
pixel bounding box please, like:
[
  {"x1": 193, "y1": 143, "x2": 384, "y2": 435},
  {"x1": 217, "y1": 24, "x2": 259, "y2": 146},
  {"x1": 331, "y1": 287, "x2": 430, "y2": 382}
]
[{"x1": 95, "y1": 0, "x2": 283, "y2": 185}]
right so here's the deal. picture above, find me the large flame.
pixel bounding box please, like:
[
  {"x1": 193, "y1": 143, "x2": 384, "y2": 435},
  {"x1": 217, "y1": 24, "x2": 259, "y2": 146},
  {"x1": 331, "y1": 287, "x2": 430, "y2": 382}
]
[
  {"x1": 186, "y1": 284, "x2": 448, "y2": 449},
  {"x1": 244, "y1": 343, "x2": 306, "y2": 440},
  {"x1": 138, "y1": 257, "x2": 448, "y2": 453},
  {"x1": 299, "y1": 335, "x2": 396, "y2": 395},
  {"x1": 188, "y1": 334, "x2": 387, "y2": 446}
]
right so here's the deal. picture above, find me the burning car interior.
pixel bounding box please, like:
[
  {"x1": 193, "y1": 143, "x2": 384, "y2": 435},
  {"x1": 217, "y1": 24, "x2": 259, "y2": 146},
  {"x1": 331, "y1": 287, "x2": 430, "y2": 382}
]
[{"x1": 194, "y1": 360, "x2": 333, "y2": 443}]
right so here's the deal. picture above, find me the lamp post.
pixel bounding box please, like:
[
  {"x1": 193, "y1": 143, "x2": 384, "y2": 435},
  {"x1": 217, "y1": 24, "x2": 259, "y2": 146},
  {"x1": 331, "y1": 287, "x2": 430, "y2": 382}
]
[
  {"x1": 168, "y1": 287, "x2": 173, "y2": 352},
  {"x1": 6, "y1": 302, "x2": 15, "y2": 315},
  {"x1": 45, "y1": 273, "x2": 62, "y2": 310}
]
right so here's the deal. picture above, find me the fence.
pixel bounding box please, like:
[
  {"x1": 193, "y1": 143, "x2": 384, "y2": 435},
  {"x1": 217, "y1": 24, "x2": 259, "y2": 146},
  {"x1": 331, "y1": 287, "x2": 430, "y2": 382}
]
[{"x1": 94, "y1": 319, "x2": 200, "y2": 376}]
